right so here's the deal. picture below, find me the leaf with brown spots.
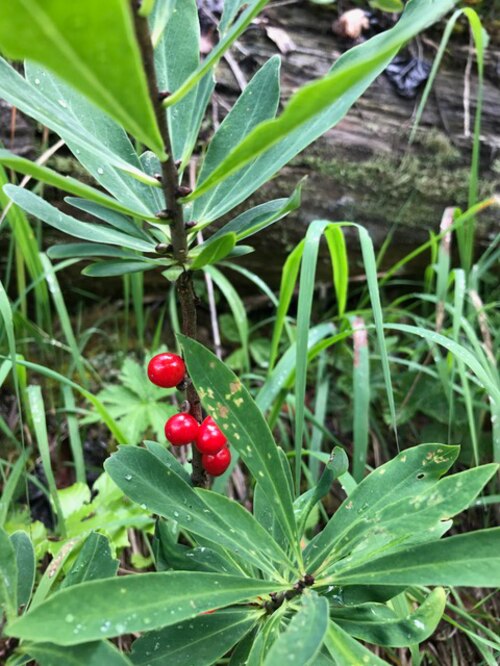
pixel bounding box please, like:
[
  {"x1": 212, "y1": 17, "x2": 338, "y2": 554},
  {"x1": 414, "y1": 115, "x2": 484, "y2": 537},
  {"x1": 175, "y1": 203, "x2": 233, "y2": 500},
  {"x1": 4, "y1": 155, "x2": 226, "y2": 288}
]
[{"x1": 179, "y1": 335, "x2": 299, "y2": 559}]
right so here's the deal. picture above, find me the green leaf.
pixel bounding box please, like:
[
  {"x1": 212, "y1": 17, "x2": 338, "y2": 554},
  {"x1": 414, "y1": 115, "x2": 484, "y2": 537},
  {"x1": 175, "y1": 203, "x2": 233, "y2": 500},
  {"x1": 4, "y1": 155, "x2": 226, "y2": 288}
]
[
  {"x1": 0, "y1": 526, "x2": 17, "y2": 616},
  {"x1": 351, "y1": 317, "x2": 370, "y2": 482},
  {"x1": 196, "y1": 489, "x2": 293, "y2": 572},
  {"x1": 191, "y1": 233, "x2": 237, "y2": 270},
  {"x1": 330, "y1": 464, "x2": 498, "y2": 576},
  {"x1": 25, "y1": 640, "x2": 133, "y2": 666},
  {"x1": 185, "y1": 0, "x2": 456, "y2": 204},
  {"x1": 4, "y1": 187, "x2": 156, "y2": 253},
  {"x1": 153, "y1": 519, "x2": 244, "y2": 576},
  {"x1": 0, "y1": 59, "x2": 156, "y2": 185},
  {"x1": 370, "y1": 0, "x2": 404, "y2": 12},
  {"x1": 24, "y1": 63, "x2": 161, "y2": 213},
  {"x1": 163, "y1": 0, "x2": 270, "y2": 108},
  {"x1": 0, "y1": 0, "x2": 164, "y2": 156},
  {"x1": 192, "y1": 56, "x2": 281, "y2": 223},
  {"x1": 294, "y1": 448, "x2": 348, "y2": 537},
  {"x1": 329, "y1": 528, "x2": 500, "y2": 587},
  {"x1": 6, "y1": 572, "x2": 283, "y2": 645},
  {"x1": 268, "y1": 240, "x2": 305, "y2": 372},
  {"x1": 331, "y1": 588, "x2": 446, "y2": 647},
  {"x1": 263, "y1": 592, "x2": 329, "y2": 666},
  {"x1": 294, "y1": 219, "x2": 330, "y2": 491},
  {"x1": 130, "y1": 609, "x2": 259, "y2": 666},
  {"x1": 154, "y1": 0, "x2": 214, "y2": 168},
  {"x1": 305, "y1": 444, "x2": 459, "y2": 573},
  {"x1": 60, "y1": 533, "x2": 118, "y2": 589},
  {"x1": 219, "y1": 0, "x2": 247, "y2": 34},
  {"x1": 10, "y1": 532, "x2": 35, "y2": 609},
  {"x1": 105, "y1": 446, "x2": 290, "y2": 576},
  {"x1": 206, "y1": 185, "x2": 302, "y2": 243},
  {"x1": 65, "y1": 198, "x2": 155, "y2": 242},
  {"x1": 48, "y1": 244, "x2": 145, "y2": 261},
  {"x1": 82, "y1": 261, "x2": 157, "y2": 278},
  {"x1": 178, "y1": 336, "x2": 299, "y2": 559},
  {"x1": 324, "y1": 620, "x2": 390, "y2": 665},
  {"x1": 324, "y1": 225, "x2": 348, "y2": 319},
  {"x1": 0, "y1": 150, "x2": 158, "y2": 222}
]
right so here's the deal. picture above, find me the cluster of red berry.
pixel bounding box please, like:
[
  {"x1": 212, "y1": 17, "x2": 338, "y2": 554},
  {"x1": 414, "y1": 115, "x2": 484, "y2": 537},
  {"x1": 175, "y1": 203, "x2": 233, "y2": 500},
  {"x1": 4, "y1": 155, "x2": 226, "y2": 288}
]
[{"x1": 147, "y1": 352, "x2": 231, "y2": 476}]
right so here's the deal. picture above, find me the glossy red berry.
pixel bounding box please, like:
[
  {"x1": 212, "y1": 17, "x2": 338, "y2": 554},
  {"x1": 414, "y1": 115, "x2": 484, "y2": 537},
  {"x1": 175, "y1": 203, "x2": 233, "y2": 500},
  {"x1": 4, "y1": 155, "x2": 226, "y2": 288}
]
[
  {"x1": 202, "y1": 446, "x2": 231, "y2": 476},
  {"x1": 148, "y1": 353, "x2": 186, "y2": 388},
  {"x1": 165, "y1": 413, "x2": 199, "y2": 446},
  {"x1": 195, "y1": 416, "x2": 227, "y2": 454}
]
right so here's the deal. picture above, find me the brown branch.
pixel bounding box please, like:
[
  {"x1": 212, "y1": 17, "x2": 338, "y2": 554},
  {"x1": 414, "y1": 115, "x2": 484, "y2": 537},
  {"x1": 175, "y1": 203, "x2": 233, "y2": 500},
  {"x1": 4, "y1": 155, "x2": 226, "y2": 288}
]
[{"x1": 132, "y1": 3, "x2": 207, "y2": 487}]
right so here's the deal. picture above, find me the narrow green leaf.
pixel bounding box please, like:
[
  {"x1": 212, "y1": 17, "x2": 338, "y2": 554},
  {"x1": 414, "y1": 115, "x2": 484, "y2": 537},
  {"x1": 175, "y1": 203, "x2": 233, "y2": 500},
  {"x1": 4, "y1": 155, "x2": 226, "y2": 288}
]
[
  {"x1": 155, "y1": 0, "x2": 213, "y2": 168},
  {"x1": 294, "y1": 448, "x2": 348, "y2": 537},
  {"x1": 191, "y1": 233, "x2": 237, "y2": 270},
  {"x1": 164, "y1": 0, "x2": 270, "y2": 108},
  {"x1": 130, "y1": 609, "x2": 259, "y2": 666},
  {"x1": 324, "y1": 620, "x2": 390, "y2": 665},
  {"x1": 48, "y1": 244, "x2": 141, "y2": 261},
  {"x1": 10, "y1": 532, "x2": 35, "y2": 609},
  {"x1": 25, "y1": 640, "x2": 133, "y2": 666},
  {"x1": 61, "y1": 386, "x2": 86, "y2": 484},
  {"x1": 0, "y1": 150, "x2": 157, "y2": 221},
  {"x1": 294, "y1": 219, "x2": 330, "y2": 492},
  {"x1": 0, "y1": 526, "x2": 17, "y2": 616},
  {"x1": 207, "y1": 186, "x2": 302, "y2": 243},
  {"x1": 28, "y1": 538, "x2": 82, "y2": 610},
  {"x1": 27, "y1": 386, "x2": 67, "y2": 537},
  {"x1": 60, "y1": 533, "x2": 118, "y2": 589},
  {"x1": 370, "y1": 0, "x2": 404, "y2": 11},
  {"x1": 6, "y1": 572, "x2": 283, "y2": 645},
  {"x1": 358, "y1": 226, "x2": 398, "y2": 447},
  {"x1": 0, "y1": 0, "x2": 164, "y2": 155},
  {"x1": 179, "y1": 336, "x2": 299, "y2": 558},
  {"x1": 4, "y1": 187, "x2": 156, "y2": 253},
  {"x1": 268, "y1": 240, "x2": 305, "y2": 372},
  {"x1": 324, "y1": 225, "x2": 348, "y2": 318},
  {"x1": 329, "y1": 528, "x2": 500, "y2": 587},
  {"x1": 331, "y1": 588, "x2": 446, "y2": 647},
  {"x1": 65, "y1": 198, "x2": 155, "y2": 242},
  {"x1": 351, "y1": 317, "x2": 370, "y2": 482},
  {"x1": 0, "y1": 59, "x2": 156, "y2": 185},
  {"x1": 82, "y1": 261, "x2": 157, "y2": 278},
  {"x1": 39, "y1": 253, "x2": 87, "y2": 382},
  {"x1": 263, "y1": 592, "x2": 329, "y2": 666},
  {"x1": 192, "y1": 56, "x2": 281, "y2": 223},
  {"x1": 386, "y1": 323, "x2": 500, "y2": 405}
]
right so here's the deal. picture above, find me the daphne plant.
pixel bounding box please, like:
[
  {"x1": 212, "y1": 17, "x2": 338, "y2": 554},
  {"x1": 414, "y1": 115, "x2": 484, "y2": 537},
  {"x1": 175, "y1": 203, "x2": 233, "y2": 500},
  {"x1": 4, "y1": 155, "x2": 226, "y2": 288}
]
[
  {"x1": 1, "y1": 340, "x2": 500, "y2": 664},
  {"x1": 0, "y1": 0, "x2": 498, "y2": 664}
]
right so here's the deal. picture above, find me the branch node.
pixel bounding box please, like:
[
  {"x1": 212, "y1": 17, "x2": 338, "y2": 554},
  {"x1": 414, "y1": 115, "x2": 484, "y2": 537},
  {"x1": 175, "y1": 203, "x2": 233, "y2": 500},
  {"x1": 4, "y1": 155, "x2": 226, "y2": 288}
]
[{"x1": 176, "y1": 185, "x2": 192, "y2": 198}]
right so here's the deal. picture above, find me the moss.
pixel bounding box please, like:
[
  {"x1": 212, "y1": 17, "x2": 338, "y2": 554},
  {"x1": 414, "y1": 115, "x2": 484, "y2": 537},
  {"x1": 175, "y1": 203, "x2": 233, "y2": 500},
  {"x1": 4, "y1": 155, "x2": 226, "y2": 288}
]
[{"x1": 298, "y1": 134, "x2": 499, "y2": 231}]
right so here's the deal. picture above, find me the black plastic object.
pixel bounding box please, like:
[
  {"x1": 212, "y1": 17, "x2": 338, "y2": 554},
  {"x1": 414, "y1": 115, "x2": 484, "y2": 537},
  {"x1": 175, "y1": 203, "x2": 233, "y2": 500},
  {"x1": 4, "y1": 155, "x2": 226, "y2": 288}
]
[{"x1": 385, "y1": 55, "x2": 432, "y2": 99}]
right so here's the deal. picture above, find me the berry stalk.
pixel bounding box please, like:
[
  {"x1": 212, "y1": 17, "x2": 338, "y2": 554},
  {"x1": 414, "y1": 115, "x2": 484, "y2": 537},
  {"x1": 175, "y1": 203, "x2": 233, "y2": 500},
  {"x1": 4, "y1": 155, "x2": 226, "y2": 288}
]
[{"x1": 132, "y1": 3, "x2": 206, "y2": 487}]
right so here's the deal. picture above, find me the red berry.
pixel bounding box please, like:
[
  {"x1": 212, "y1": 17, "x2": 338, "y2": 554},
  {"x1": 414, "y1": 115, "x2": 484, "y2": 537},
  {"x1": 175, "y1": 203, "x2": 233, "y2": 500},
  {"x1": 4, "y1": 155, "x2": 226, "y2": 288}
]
[
  {"x1": 202, "y1": 447, "x2": 231, "y2": 476},
  {"x1": 148, "y1": 353, "x2": 186, "y2": 388},
  {"x1": 165, "y1": 413, "x2": 199, "y2": 446},
  {"x1": 195, "y1": 416, "x2": 227, "y2": 454}
]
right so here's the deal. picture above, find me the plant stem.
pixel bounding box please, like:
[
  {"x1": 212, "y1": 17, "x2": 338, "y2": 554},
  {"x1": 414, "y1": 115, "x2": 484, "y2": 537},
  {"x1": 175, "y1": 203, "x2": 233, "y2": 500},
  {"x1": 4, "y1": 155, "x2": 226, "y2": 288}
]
[{"x1": 132, "y1": 3, "x2": 206, "y2": 487}]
